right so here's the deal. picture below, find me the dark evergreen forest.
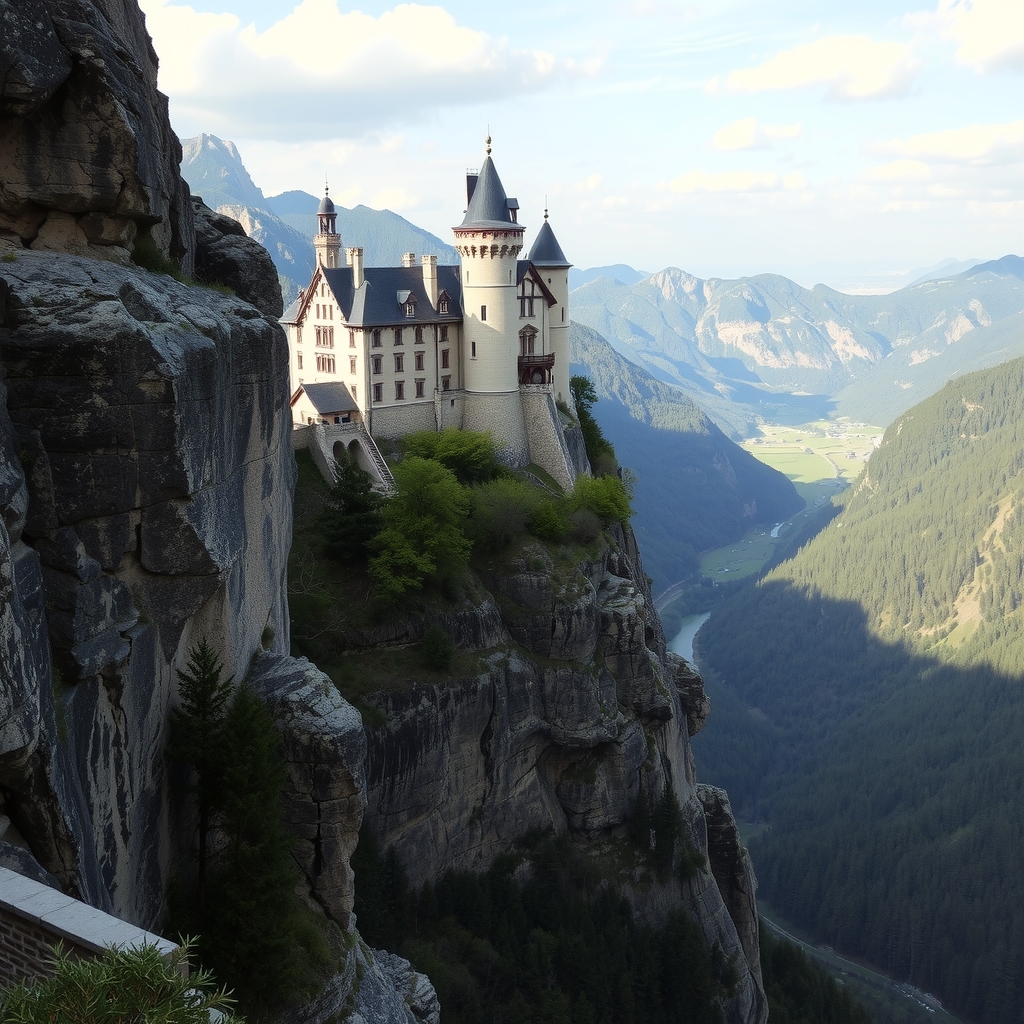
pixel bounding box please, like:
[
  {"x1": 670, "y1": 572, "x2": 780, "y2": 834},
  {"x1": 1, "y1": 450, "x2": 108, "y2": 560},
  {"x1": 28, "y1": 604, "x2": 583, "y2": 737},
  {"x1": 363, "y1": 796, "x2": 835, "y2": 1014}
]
[{"x1": 693, "y1": 357, "x2": 1024, "y2": 1024}]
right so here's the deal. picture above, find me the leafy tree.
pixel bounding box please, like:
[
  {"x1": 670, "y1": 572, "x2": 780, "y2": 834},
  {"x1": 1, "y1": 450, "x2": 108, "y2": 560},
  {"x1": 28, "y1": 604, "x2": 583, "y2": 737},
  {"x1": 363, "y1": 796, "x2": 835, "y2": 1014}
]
[
  {"x1": 200, "y1": 685, "x2": 299, "y2": 1015},
  {"x1": 569, "y1": 474, "x2": 632, "y2": 526},
  {"x1": 369, "y1": 456, "x2": 472, "y2": 600},
  {"x1": 402, "y1": 428, "x2": 502, "y2": 484},
  {"x1": 167, "y1": 638, "x2": 233, "y2": 913},
  {"x1": 570, "y1": 375, "x2": 614, "y2": 468},
  {"x1": 319, "y1": 457, "x2": 383, "y2": 564},
  {"x1": 0, "y1": 941, "x2": 239, "y2": 1023}
]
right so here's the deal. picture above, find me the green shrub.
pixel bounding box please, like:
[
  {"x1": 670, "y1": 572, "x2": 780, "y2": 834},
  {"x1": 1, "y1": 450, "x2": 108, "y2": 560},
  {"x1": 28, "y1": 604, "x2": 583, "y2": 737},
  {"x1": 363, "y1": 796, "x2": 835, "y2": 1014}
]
[
  {"x1": 569, "y1": 474, "x2": 632, "y2": 527},
  {"x1": 568, "y1": 507, "x2": 602, "y2": 544},
  {"x1": 422, "y1": 623, "x2": 455, "y2": 670},
  {"x1": 528, "y1": 500, "x2": 570, "y2": 542},
  {"x1": 468, "y1": 477, "x2": 539, "y2": 549},
  {"x1": 0, "y1": 941, "x2": 239, "y2": 1022},
  {"x1": 570, "y1": 375, "x2": 615, "y2": 467},
  {"x1": 402, "y1": 428, "x2": 502, "y2": 484}
]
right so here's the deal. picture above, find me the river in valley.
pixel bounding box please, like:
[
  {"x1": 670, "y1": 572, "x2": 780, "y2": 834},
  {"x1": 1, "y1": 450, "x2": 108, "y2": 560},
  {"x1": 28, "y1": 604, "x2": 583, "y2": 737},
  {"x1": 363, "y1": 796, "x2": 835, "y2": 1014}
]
[{"x1": 668, "y1": 611, "x2": 710, "y2": 665}]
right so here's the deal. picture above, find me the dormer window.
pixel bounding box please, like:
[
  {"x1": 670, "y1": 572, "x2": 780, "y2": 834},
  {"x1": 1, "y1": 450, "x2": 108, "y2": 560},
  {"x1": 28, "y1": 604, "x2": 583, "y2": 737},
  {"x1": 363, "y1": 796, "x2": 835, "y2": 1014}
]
[
  {"x1": 405, "y1": 302, "x2": 415, "y2": 317},
  {"x1": 438, "y1": 291, "x2": 450, "y2": 315}
]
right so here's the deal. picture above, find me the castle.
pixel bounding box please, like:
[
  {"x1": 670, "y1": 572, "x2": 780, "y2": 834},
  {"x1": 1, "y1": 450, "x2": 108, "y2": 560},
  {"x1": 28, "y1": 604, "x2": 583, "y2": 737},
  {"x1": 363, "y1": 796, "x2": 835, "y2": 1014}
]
[{"x1": 282, "y1": 140, "x2": 581, "y2": 489}]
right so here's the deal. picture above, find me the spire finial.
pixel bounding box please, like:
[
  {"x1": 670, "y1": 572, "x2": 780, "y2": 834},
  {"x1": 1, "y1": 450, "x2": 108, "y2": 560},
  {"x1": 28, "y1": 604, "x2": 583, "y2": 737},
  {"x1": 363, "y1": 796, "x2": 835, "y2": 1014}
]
[
  {"x1": 485, "y1": 130, "x2": 491, "y2": 156},
  {"x1": 544, "y1": 195, "x2": 549, "y2": 221},
  {"x1": 324, "y1": 174, "x2": 329, "y2": 196}
]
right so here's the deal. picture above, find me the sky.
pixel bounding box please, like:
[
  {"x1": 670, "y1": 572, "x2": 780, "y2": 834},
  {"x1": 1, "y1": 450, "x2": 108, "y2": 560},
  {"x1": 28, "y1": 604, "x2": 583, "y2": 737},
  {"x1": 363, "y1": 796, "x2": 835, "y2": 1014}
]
[{"x1": 139, "y1": 0, "x2": 1024, "y2": 291}]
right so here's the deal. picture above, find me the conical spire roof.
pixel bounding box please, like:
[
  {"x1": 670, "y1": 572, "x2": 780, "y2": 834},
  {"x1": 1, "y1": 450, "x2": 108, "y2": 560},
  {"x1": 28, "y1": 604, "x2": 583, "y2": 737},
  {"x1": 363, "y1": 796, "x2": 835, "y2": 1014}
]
[
  {"x1": 528, "y1": 215, "x2": 571, "y2": 267},
  {"x1": 459, "y1": 151, "x2": 521, "y2": 231}
]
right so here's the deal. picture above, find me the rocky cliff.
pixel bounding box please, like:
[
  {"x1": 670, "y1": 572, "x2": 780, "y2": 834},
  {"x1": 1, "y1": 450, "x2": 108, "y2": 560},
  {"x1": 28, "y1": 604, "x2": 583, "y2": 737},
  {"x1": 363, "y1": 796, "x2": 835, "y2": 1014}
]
[{"x1": 353, "y1": 524, "x2": 767, "y2": 1024}]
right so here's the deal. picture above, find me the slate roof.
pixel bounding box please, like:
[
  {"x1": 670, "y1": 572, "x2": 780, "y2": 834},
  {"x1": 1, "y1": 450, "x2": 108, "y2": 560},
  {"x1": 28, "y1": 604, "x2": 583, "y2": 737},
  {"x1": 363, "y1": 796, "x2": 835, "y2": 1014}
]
[
  {"x1": 458, "y1": 157, "x2": 522, "y2": 231},
  {"x1": 318, "y1": 190, "x2": 336, "y2": 215},
  {"x1": 296, "y1": 381, "x2": 358, "y2": 414},
  {"x1": 280, "y1": 296, "x2": 302, "y2": 324},
  {"x1": 528, "y1": 220, "x2": 571, "y2": 268},
  {"x1": 321, "y1": 265, "x2": 463, "y2": 327}
]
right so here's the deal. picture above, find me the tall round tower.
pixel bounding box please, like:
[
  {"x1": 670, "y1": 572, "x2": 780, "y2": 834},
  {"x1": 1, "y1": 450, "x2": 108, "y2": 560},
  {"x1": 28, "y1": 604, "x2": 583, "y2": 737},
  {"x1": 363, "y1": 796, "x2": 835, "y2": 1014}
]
[
  {"x1": 528, "y1": 208, "x2": 573, "y2": 405},
  {"x1": 453, "y1": 139, "x2": 529, "y2": 464},
  {"x1": 314, "y1": 184, "x2": 341, "y2": 269}
]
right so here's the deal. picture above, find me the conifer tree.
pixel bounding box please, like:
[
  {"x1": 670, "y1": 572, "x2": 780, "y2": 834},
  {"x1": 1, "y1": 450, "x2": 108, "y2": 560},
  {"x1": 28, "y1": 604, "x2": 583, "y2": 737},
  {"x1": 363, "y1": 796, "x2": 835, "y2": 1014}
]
[
  {"x1": 168, "y1": 637, "x2": 233, "y2": 913},
  {"x1": 320, "y1": 457, "x2": 383, "y2": 564}
]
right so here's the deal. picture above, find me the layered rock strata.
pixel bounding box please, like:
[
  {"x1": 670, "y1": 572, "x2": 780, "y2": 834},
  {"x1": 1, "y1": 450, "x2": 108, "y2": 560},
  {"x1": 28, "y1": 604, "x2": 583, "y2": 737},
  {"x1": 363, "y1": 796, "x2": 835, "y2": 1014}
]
[{"x1": 359, "y1": 524, "x2": 768, "y2": 1024}]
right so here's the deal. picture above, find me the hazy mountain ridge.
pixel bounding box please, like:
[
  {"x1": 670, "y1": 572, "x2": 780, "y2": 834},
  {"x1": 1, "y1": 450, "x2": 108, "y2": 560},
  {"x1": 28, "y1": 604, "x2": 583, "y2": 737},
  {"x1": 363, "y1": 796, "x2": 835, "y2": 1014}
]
[
  {"x1": 573, "y1": 258, "x2": 1024, "y2": 432},
  {"x1": 570, "y1": 321, "x2": 802, "y2": 591},
  {"x1": 179, "y1": 134, "x2": 458, "y2": 304},
  {"x1": 693, "y1": 356, "x2": 1024, "y2": 1024}
]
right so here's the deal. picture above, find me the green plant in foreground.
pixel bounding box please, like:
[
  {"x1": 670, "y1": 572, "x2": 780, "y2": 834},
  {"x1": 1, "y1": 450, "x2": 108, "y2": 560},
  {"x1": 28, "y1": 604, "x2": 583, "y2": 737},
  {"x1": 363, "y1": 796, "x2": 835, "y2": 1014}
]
[{"x1": 0, "y1": 941, "x2": 240, "y2": 1023}]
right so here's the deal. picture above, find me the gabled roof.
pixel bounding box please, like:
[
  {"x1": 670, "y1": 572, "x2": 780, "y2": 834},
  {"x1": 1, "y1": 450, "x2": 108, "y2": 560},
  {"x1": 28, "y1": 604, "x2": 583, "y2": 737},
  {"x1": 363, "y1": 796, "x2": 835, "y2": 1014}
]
[
  {"x1": 292, "y1": 381, "x2": 358, "y2": 414},
  {"x1": 528, "y1": 219, "x2": 571, "y2": 268},
  {"x1": 320, "y1": 265, "x2": 463, "y2": 327},
  {"x1": 458, "y1": 157, "x2": 522, "y2": 231},
  {"x1": 516, "y1": 261, "x2": 558, "y2": 307},
  {"x1": 280, "y1": 297, "x2": 302, "y2": 324}
]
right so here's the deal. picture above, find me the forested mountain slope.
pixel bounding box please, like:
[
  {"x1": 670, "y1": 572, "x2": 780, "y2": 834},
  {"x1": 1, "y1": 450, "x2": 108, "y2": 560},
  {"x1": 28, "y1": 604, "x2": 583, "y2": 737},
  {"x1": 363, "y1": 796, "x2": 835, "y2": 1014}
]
[
  {"x1": 692, "y1": 357, "x2": 1024, "y2": 1024},
  {"x1": 570, "y1": 322, "x2": 802, "y2": 591},
  {"x1": 572, "y1": 260, "x2": 1024, "y2": 433}
]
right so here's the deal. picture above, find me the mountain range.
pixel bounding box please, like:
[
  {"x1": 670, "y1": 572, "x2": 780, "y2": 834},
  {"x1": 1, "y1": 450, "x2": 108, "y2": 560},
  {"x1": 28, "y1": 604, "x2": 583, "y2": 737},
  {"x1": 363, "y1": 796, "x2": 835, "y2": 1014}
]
[
  {"x1": 180, "y1": 134, "x2": 456, "y2": 303},
  {"x1": 572, "y1": 259, "x2": 1024, "y2": 434}
]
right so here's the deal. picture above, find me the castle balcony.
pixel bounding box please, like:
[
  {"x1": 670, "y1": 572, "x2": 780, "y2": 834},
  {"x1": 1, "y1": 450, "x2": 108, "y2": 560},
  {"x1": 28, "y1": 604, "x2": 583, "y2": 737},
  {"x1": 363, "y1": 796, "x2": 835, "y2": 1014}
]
[{"x1": 518, "y1": 352, "x2": 555, "y2": 386}]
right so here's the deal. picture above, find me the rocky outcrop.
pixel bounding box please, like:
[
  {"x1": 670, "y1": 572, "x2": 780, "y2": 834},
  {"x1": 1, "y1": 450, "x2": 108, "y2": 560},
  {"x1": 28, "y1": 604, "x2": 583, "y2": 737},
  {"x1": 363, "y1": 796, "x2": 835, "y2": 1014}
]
[
  {"x1": 360, "y1": 523, "x2": 767, "y2": 1024},
  {"x1": 0, "y1": 249, "x2": 294, "y2": 922},
  {"x1": 192, "y1": 197, "x2": 284, "y2": 319},
  {"x1": 248, "y1": 655, "x2": 366, "y2": 930},
  {"x1": 0, "y1": 0, "x2": 194, "y2": 271}
]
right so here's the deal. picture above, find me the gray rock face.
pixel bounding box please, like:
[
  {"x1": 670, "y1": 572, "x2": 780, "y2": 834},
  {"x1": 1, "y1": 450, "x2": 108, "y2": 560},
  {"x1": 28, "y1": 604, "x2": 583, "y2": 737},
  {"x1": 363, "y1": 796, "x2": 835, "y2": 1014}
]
[
  {"x1": 0, "y1": 249, "x2": 294, "y2": 924},
  {"x1": 248, "y1": 654, "x2": 366, "y2": 929},
  {"x1": 361, "y1": 525, "x2": 767, "y2": 1024},
  {"x1": 192, "y1": 197, "x2": 284, "y2": 319},
  {"x1": 0, "y1": 0, "x2": 194, "y2": 271}
]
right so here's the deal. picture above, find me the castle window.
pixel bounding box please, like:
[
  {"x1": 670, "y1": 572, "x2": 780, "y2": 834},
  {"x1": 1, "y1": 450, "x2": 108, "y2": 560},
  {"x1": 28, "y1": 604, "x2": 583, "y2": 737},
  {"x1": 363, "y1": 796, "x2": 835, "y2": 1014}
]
[
  {"x1": 394, "y1": 354, "x2": 404, "y2": 372},
  {"x1": 349, "y1": 330, "x2": 356, "y2": 348},
  {"x1": 351, "y1": 385, "x2": 357, "y2": 402},
  {"x1": 316, "y1": 353, "x2": 335, "y2": 373},
  {"x1": 442, "y1": 376, "x2": 450, "y2": 391},
  {"x1": 372, "y1": 355, "x2": 382, "y2": 374},
  {"x1": 415, "y1": 351, "x2": 424, "y2": 371},
  {"x1": 562, "y1": 308, "x2": 565, "y2": 322},
  {"x1": 438, "y1": 298, "x2": 449, "y2": 314},
  {"x1": 394, "y1": 328, "x2": 403, "y2": 346},
  {"x1": 315, "y1": 325, "x2": 321, "y2": 345},
  {"x1": 520, "y1": 327, "x2": 536, "y2": 355},
  {"x1": 405, "y1": 302, "x2": 415, "y2": 317},
  {"x1": 297, "y1": 352, "x2": 303, "y2": 369},
  {"x1": 415, "y1": 326, "x2": 424, "y2": 344},
  {"x1": 415, "y1": 379, "x2": 425, "y2": 398},
  {"x1": 480, "y1": 305, "x2": 487, "y2": 321},
  {"x1": 395, "y1": 381, "x2": 405, "y2": 401},
  {"x1": 373, "y1": 383, "x2": 382, "y2": 403},
  {"x1": 441, "y1": 349, "x2": 450, "y2": 369},
  {"x1": 471, "y1": 342, "x2": 477, "y2": 358},
  {"x1": 520, "y1": 295, "x2": 534, "y2": 318},
  {"x1": 372, "y1": 329, "x2": 381, "y2": 347},
  {"x1": 316, "y1": 303, "x2": 320, "y2": 318},
  {"x1": 350, "y1": 356, "x2": 357, "y2": 374},
  {"x1": 329, "y1": 305, "x2": 333, "y2": 319},
  {"x1": 440, "y1": 325, "x2": 449, "y2": 343}
]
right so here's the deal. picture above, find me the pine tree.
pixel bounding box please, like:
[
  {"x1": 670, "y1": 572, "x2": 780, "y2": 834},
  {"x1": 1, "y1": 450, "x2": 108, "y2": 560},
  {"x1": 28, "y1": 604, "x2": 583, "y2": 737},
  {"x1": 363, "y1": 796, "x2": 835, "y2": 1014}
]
[
  {"x1": 201, "y1": 685, "x2": 298, "y2": 1013},
  {"x1": 168, "y1": 637, "x2": 233, "y2": 913},
  {"x1": 320, "y1": 457, "x2": 383, "y2": 564}
]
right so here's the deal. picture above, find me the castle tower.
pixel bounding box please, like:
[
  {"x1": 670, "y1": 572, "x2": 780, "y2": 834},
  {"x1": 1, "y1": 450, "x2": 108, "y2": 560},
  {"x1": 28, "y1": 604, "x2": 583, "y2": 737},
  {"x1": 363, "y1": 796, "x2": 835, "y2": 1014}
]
[
  {"x1": 528, "y1": 208, "x2": 573, "y2": 405},
  {"x1": 453, "y1": 138, "x2": 530, "y2": 464},
  {"x1": 314, "y1": 184, "x2": 341, "y2": 269}
]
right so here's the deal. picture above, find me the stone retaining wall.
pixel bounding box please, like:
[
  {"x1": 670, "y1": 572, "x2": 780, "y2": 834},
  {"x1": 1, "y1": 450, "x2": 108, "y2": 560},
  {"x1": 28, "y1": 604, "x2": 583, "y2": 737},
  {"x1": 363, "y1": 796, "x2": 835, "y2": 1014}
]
[{"x1": 0, "y1": 866, "x2": 176, "y2": 988}]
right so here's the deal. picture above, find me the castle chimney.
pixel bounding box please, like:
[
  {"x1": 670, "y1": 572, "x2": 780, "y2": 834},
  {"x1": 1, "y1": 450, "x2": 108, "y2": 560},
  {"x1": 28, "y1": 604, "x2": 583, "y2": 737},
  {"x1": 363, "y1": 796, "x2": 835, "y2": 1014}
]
[
  {"x1": 422, "y1": 255, "x2": 438, "y2": 307},
  {"x1": 402, "y1": 252, "x2": 416, "y2": 268},
  {"x1": 346, "y1": 247, "x2": 364, "y2": 288}
]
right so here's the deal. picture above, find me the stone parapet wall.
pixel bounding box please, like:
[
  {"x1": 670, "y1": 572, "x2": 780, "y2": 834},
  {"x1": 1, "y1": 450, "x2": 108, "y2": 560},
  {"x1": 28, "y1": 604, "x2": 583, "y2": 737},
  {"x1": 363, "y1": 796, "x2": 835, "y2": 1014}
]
[
  {"x1": 463, "y1": 390, "x2": 529, "y2": 467},
  {"x1": 0, "y1": 866, "x2": 176, "y2": 988},
  {"x1": 520, "y1": 387, "x2": 576, "y2": 490},
  {"x1": 370, "y1": 401, "x2": 436, "y2": 439}
]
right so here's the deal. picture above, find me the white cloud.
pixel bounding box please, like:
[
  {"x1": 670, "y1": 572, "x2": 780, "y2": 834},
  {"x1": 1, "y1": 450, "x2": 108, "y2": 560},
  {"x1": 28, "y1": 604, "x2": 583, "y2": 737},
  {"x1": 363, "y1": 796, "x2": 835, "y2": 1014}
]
[
  {"x1": 881, "y1": 120, "x2": 1024, "y2": 164},
  {"x1": 140, "y1": 0, "x2": 567, "y2": 140},
  {"x1": 862, "y1": 159, "x2": 932, "y2": 182},
  {"x1": 917, "y1": 0, "x2": 1024, "y2": 73},
  {"x1": 712, "y1": 118, "x2": 802, "y2": 151},
  {"x1": 667, "y1": 169, "x2": 807, "y2": 194},
  {"x1": 709, "y1": 35, "x2": 920, "y2": 100}
]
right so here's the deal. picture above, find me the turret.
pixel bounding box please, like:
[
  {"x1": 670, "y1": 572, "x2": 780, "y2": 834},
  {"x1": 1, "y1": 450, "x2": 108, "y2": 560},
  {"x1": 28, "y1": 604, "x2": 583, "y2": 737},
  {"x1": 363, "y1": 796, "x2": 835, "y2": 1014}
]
[
  {"x1": 314, "y1": 184, "x2": 341, "y2": 268},
  {"x1": 453, "y1": 137, "x2": 529, "y2": 463},
  {"x1": 528, "y1": 208, "x2": 572, "y2": 404}
]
